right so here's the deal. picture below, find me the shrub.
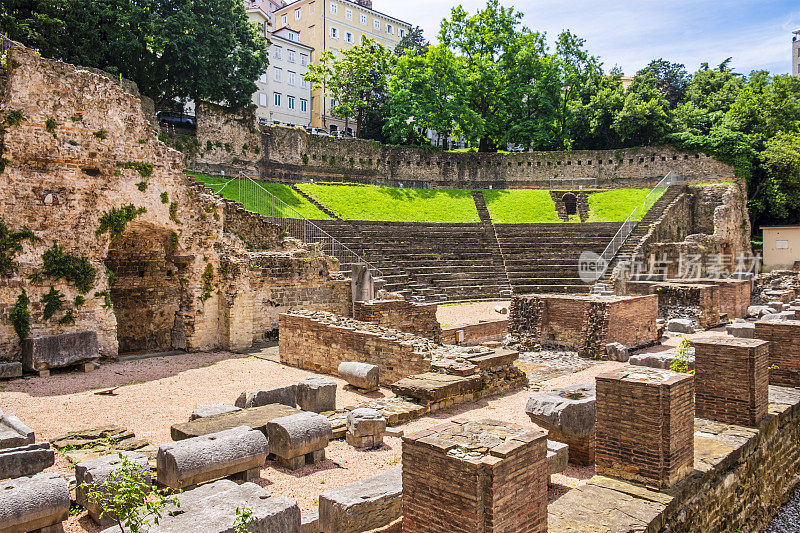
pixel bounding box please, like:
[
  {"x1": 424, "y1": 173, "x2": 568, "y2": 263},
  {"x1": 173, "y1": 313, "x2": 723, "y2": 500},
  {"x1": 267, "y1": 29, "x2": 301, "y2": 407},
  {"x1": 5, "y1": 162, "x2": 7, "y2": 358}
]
[
  {"x1": 116, "y1": 161, "x2": 154, "y2": 179},
  {"x1": 41, "y1": 287, "x2": 64, "y2": 320},
  {"x1": 3, "y1": 109, "x2": 24, "y2": 127},
  {"x1": 31, "y1": 244, "x2": 96, "y2": 294},
  {"x1": 0, "y1": 219, "x2": 40, "y2": 276},
  {"x1": 200, "y1": 264, "x2": 214, "y2": 302},
  {"x1": 10, "y1": 290, "x2": 30, "y2": 340},
  {"x1": 160, "y1": 192, "x2": 169, "y2": 204},
  {"x1": 136, "y1": 181, "x2": 148, "y2": 192},
  {"x1": 669, "y1": 337, "x2": 695, "y2": 374},
  {"x1": 96, "y1": 205, "x2": 147, "y2": 240},
  {"x1": 169, "y1": 202, "x2": 181, "y2": 224}
]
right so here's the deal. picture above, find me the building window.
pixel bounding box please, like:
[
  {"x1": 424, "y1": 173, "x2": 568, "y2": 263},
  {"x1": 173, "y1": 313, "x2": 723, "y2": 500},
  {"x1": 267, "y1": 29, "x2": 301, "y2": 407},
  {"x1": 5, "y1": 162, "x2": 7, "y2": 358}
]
[
  {"x1": 330, "y1": 27, "x2": 338, "y2": 39},
  {"x1": 345, "y1": 8, "x2": 352, "y2": 20},
  {"x1": 274, "y1": 93, "x2": 281, "y2": 106},
  {"x1": 374, "y1": 19, "x2": 380, "y2": 30},
  {"x1": 301, "y1": 78, "x2": 308, "y2": 89},
  {"x1": 259, "y1": 72, "x2": 267, "y2": 84},
  {"x1": 287, "y1": 70, "x2": 296, "y2": 86},
  {"x1": 300, "y1": 99, "x2": 308, "y2": 112},
  {"x1": 287, "y1": 49, "x2": 296, "y2": 63},
  {"x1": 345, "y1": 31, "x2": 353, "y2": 43},
  {"x1": 329, "y1": 2, "x2": 337, "y2": 14},
  {"x1": 300, "y1": 53, "x2": 309, "y2": 66},
  {"x1": 360, "y1": 14, "x2": 367, "y2": 25},
  {"x1": 386, "y1": 24, "x2": 393, "y2": 34},
  {"x1": 288, "y1": 95, "x2": 295, "y2": 109},
  {"x1": 258, "y1": 93, "x2": 267, "y2": 107},
  {"x1": 330, "y1": 97, "x2": 336, "y2": 109},
  {"x1": 273, "y1": 46, "x2": 282, "y2": 60},
  {"x1": 295, "y1": 8, "x2": 301, "y2": 19},
  {"x1": 273, "y1": 66, "x2": 282, "y2": 82},
  {"x1": 281, "y1": 14, "x2": 287, "y2": 26},
  {"x1": 399, "y1": 28, "x2": 406, "y2": 38}
]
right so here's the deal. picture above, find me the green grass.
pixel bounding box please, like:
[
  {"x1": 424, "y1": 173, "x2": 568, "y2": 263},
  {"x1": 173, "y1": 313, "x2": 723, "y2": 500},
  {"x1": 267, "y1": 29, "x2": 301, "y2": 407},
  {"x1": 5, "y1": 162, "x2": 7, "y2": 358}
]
[
  {"x1": 296, "y1": 183, "x2": 480, "y2": 223},
  {"x1": 483, "y1": 189, "x2": 562, "y2": 223},
  {"x1": 188, "y1": 173, "x2": 329, "y2": 219},
  {"x1": 586, "y1": 187, "x2": 663, "y2": 222}
]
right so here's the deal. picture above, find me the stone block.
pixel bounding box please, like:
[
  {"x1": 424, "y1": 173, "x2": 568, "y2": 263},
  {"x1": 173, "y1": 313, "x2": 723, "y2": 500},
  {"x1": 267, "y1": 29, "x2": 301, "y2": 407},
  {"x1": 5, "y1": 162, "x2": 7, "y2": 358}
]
[
  {"x1": 99, "y1": 480, "x2": 300, "y2": 533},
  {"x1": 157, "y1": 425, "x2": 268, "y2": 489},
  {"x1": 296, "y1": 377, "x2": 337, "y2": 413},
  {"x1": 726, "y1": 322, "x2": 755, "y2": 338},
  {"x1": 754, "y1": 320, "x2": 800, "y2": 387},
  {"x1": 345, "y1": 408, "x2": 386, "y2": 449},
  {"x1": 0, "y1": 362, "x2": 22, "y2": 380},
  {"x1": 189, "y1": 404, "x2": 241, "y2": 421},
  {"x1": 171, "y1": 403, "x2": 300, "y2": 440},
  {"x1": 595, "y1": 368, "x2": 694, "y2": 488},
  {"x1": 667, "y1": 318, "x2": 695, "y2": 334},
  {"x1": 0, "y1": 472, "x2": 70, "y2": 533},
  {"x1": 629, "y1": 352, "x2": 695, "y2": 370},
  {"x1": 605, "y1": 342, "x2": 629, "y2": 362},
  {"x1": 390, "y1": 372, "x2": 482, "y2": 404},
  {"x1": 0, "y1": 442, "x2": 55, "y2": 480},
  {"x1": 76, "y1": 452, "x2": 151, "y2": 526},
  {"x1": 267, "y1": 412, "x2": 332, "y2": 470},
  {"x1": 0, "y1": 410, "x2": 35, "y2": 450},
  {"x1": 235, "y1": 384, "x2": 297, "y2": 409},
  {"x1": 301, "y1": 510, "x2": 320, "y2": 533},
  {"x1": 760, "y1": 311, "x2": 796, "y2": 322},
  {"x1": 547, "y1": 440, "x2": 569, "y2": 476},
  {"x1": 525, "y1": 383, "x2": 596, "y2": 465},
  {"x1": 337, "y1": 362, "x2": 379, "y2": 391},
  {"x1": 319, "y1": 468, "x2": 402, "y2": 533},
  {"x1": 748, "y1": 305, "x2": 774, "y2": 318},
  {"x1": 22, "y1": 331, "x2": 99, "y2": 372}
]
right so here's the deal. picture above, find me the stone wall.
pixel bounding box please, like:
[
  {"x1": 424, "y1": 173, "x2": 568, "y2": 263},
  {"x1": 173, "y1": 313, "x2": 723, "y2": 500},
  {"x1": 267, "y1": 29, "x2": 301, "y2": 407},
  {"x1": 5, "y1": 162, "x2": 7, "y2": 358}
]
[
  {"x1": 440, "y1": 319, "x2": 509, "y2": 346},
  {"x1": 509, "y1": 294, "x2": 658, "y2": 358},
  {"x1": 352, "y1": 299, "x2": 441, "y2": 343},
  {"x1": 188, "y1": 107, "x2": 735, "y2": 189}
]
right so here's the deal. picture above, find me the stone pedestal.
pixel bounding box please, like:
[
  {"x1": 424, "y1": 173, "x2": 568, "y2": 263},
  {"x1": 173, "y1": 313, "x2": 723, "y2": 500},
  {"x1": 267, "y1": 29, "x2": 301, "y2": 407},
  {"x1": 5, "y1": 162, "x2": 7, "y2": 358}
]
[
  {"x1": 595, "y1": 368, "x2": 694, "y2": 488},
  {"x1": 296, "y1": 376, "x2": 337, "y2": 413},
  {"x1": 525, "y1": 383, "x2": 595, "y2": 465},
  {"x1": 692, "y1": 337, "x2": 769, "y2": 426},
  {"x1": 754, "y1": 320, "x2": 800, "y2": 387},
  {"x1": 345, "y1": 408, "x2": 386, "y2": 449},
  {"x1": 402, "y1": 419, "x2": 547, "y2": 533}
]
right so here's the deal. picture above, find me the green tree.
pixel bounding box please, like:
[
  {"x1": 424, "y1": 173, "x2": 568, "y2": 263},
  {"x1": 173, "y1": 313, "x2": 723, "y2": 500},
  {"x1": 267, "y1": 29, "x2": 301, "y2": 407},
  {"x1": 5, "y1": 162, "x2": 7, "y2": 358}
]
[
  {"x1": 637, "y1": 59, "x2": 691, "y2": 108},
  {"x1": 612, "y1": 73, "x2": 672, "y2": 146},
  {"x1": 759, "y1": 131, "x2": 800, "y2": 222},
  {"x1": 394, "y1": 25, "x2": 427, "y2": 56},
  {"x1": 303, "y1": 50, "x2": 335, "y2": 130},
  {"x1": 567, "y1": 72, "x2": 625, "y2": 150}
]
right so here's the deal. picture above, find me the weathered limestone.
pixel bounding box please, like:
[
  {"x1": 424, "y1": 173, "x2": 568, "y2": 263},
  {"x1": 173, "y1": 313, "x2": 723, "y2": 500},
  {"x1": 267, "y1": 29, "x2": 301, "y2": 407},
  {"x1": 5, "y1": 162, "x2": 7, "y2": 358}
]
[
  {"x1": 0, "y1": 362, "x2": 22, "y2": 379},
  {"x1": 267, "y1": 412, "x2": 332, "y2": 470},
  {"x1": 525, "y1": 384, "x2": 596, "y2": 465},
  {"x1": 189, "y1": 404, "x2": 241, "y2": 421},
  {"x1": 391, "y1": 372, "x2": 483, "y2": 405},
  {"x1": 157, "y1": 426, "x2": 268, "y2": 489},
  {"x1": 629, "y1": 351, "x2": 695, "y2": 370},
  {"x1": 76, "y1": 452, "x2": 151, "y2": 526},
  {"x1": 345, "y1": 408, "x2": 386, "y2": 449},
  {"x1": 726, "y1": 322, "x2": 755, "y2": 338},
  {"x1": 22, "y1": 331, "x2": 99, "y2": 372},
  {"x1": 604, "y1": 342, "x2": 629, "y2": 362},
  {"x1": 235, "y1": 385, "x2": 297, "y2": 409},
  {"x1": 318, "y1": 468, "x2": 402, "y2": 533},
  {"x1": 296, "y1": 376, "x2": 337, "y2": 413},
  {"x1": 0, "y1": 410, "x2": 35, "y2": 450},
  {"x1": 48, "y1": 425, "x2": 153, "y2": 466},
  {"x1": 0, "y1": 472, "x2": 70, "y2": 533},
  {"x1": 301, "y1": 511, "x2": 320, "y2": 533},
  {"x1": 0, "y1": 443, "x2": 55, "y2": 480},
  {"x1": 99, "y1": 480, "x2": 301, "y2": 533},
  {"x1": 595, "y1": 368, "x2": 694, "y2": 488},
  {"x1": 171, "y1": 403, "x2": 300, "y2": 440},
  {"x1": 548, "y1": 440, "x2": 569, "y2": 476},
  {"x1": 692, "y1": 337, "x2": 769, "y2": 426},
  {"x1": 754, "y1": 320, "x2": 800, "y2": 387},
  {"x1": 667, "y1": 318, "x2": 695, "y2": 334},
  {"x1": 337, "y1": 362, "x2": 379, "y2": 391},
  {"x1": 402, "y1": 419, "x2": 548, "y2": 533}
]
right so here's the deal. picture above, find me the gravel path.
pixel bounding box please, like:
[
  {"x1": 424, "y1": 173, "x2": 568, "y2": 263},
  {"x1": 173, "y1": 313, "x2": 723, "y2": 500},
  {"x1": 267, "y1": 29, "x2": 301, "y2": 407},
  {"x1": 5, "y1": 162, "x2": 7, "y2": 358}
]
[
  {"x1": 436, "y1": 300, "x2": 510, "y2": 329},
  {"x1": 766, "y1": 485, "x2": 800, "y2": 533}
]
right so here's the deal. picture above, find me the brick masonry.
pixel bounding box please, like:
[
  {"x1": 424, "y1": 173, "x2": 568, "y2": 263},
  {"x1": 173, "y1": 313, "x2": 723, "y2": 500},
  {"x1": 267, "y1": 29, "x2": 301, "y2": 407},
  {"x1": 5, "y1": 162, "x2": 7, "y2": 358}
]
[
  {"x1": 352, "y1": 299, "x2": 441, "y2": 343},
  {"x1": 402, "y1": 419, "x2": 547, "y2": 533},
  {"x1": 595, "y1": 367, "x2": 695, "y2": 488},
  {"x1": 509, "y1": 294, "x2": 658, "y2": 358},
  {"x1": 754, "y1": 320, "x2": 800, "y2": 387},
  {"x1": 692, "y1": 337, "x2": 769, "y2": 426}
]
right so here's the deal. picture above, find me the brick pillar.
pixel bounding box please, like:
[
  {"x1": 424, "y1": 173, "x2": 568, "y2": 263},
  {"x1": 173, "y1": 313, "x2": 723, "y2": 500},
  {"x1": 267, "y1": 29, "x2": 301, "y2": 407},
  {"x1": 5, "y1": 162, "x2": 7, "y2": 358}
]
[
  {"x1": 754, "y1": 320, "x2": 800, "y2": 387},
  {"x1": 402, "y1": 419, "x2": 547, "y2": 533},
  {"x1": 595, "y1": 368, "x2": 694, "y2": 488},
  {"x1": 692, "y1": 337, "x2": 769, "y2": 426}
]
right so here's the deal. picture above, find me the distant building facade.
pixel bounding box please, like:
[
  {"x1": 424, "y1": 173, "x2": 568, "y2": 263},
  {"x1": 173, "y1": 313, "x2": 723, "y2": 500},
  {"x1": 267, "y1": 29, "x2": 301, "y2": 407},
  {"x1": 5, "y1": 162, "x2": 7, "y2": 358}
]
[
  {"x1": 274, "y1": 0, "x2": 411, "y2": 135},
  {"x1": 794, "y1": 30, "x2": 800, "y2": 78}
]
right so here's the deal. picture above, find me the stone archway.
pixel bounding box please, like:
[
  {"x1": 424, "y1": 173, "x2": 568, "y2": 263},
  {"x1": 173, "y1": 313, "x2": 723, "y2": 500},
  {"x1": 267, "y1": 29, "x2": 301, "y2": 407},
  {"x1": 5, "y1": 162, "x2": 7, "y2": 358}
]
[
  {"x1": 561, "y1": 193, "x2": 578, "y2": 216},
  {"x1": 105, "y1": 222, "x2": 188, "y2": 355}
]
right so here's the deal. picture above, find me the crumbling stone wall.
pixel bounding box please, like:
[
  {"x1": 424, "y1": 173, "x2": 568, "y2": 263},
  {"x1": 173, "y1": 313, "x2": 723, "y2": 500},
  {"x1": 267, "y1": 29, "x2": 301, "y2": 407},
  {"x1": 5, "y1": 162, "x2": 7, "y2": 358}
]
[
  {"x1": 622, "y1": 278, "x2": 750, "y2": 324},
  {"x1": 352, "y1": 299, "x2": 441, "y2": 343},
  {"x1": 191, "y1": 101, "x2": 264, "y2": 176}
]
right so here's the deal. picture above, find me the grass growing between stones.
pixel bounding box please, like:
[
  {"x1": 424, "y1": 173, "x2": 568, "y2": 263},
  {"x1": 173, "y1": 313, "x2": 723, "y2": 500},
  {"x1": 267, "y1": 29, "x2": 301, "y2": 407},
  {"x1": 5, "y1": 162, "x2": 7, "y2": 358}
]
[
  {"x1": 483, "y1": 189, "x2": 562, "y2": 223},
  {"x1": 189, "y1": 173, "x2": 329, "y2": 220},
  {"x1": 296, "y1": 183, "x2": 480, "y2": 223},
  {"x1": 587, "y1": 187, "x2": 662, "y2": 222}
]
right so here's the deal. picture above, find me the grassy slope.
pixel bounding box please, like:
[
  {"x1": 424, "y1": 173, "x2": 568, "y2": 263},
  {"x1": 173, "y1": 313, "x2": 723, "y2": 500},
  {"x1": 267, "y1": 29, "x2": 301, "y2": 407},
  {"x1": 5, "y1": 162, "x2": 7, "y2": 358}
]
[
  {"x1": 188, "y1": 173, "x2": 329, "y2": 219},
  {"x1": 483, "y1": 189, "x2": 562, "y2": 223},
  {"x1": 587, "y1": 187, "x2": 662, "y2": 222},
  {"x1": 297, "y1": 183, "x2": 480, "y2": 223}
]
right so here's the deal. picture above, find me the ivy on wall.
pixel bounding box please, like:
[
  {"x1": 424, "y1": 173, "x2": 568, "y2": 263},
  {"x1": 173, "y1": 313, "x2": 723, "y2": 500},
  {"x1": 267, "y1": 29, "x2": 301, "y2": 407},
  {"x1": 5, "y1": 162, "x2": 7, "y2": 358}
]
[
  {"x1": 200, "y1": 263, "x2": 214, "y2": 302},
  {"x1": 30, "y1": 243, "x2": 96, "y2": 293},
  {"x1": 10, "y1": 290, "x2": 30, "y2": 340},
  {"x1": 41, "y1": 287, "x2": 64, "y2": 320},
  {"x1": 0, "y1": 219, "x2": 40, "y2": 277},
  {"x1": 96, "y1": 204, "x2": 147, "y2": 240},
  {"x1": 116, "y1": 161, "x2": 153, "y2": 179}
]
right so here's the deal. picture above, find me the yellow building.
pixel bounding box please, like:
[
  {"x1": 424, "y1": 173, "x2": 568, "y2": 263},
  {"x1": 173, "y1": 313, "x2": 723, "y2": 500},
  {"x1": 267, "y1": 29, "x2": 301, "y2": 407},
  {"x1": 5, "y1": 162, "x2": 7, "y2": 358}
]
[
  {"x1": 762, "y1": 226, "x2": 800, "y2": 271},
  {"x1": 274, "y1": 0, "x2": 411, "y2": 134}
]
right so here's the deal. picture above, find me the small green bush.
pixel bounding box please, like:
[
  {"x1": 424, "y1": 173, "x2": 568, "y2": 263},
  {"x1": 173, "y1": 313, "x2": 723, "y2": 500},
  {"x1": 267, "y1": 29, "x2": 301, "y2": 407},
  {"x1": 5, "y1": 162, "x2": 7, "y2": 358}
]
[
  {"x1": 160, "y1": 192, "x2": 169, "y2": 204},
  {"x1": 93, "y1": 129, "x2": 108, "y2": 140},
  {"x1": 169, "y1": 202, "x2": 181, "y2": 224},
  {"x1": 32, "y1": 244, "x2": 96, "y2": 294},
  {"x1": 3, "y1": 109, "x2": 24, "y2": 127},
  {"x1": 136, "y1": 181, "x2": 148, "y2": 192},
  {"x1": 45, "y1": 117, "x2": 58, "y2": 134},
  {"x1": 96, "y1": 205, "x2": 147, "y2": 240},
  {"x1": 116, "y1": 161, "x2": 154, "y2": 179},
  {"x1": 10, "y1": 290, "x2": 30, "y2": 340},
  {"x1": 41, "y1": 287, "x2": 64, "y2": 320}
]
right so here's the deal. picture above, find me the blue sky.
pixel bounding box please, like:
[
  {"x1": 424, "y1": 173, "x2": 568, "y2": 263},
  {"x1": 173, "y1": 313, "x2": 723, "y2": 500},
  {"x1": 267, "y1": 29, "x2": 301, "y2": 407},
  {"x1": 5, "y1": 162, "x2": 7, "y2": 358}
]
[{"x1": 389, "y1": 0, "x2": 800, "y2": 76}]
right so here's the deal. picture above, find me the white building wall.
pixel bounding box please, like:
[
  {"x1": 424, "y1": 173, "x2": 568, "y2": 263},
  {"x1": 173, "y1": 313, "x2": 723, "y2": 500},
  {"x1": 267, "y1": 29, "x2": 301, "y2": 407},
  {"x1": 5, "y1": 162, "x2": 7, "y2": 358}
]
[{"x1": 251, "y1": 34, "x2": 314, "y2": 127}]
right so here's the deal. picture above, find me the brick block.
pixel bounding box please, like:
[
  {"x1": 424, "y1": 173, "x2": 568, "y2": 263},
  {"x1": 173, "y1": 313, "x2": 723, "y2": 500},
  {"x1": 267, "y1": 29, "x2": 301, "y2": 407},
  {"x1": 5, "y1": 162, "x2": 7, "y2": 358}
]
[{"x1": 754, "y1": 320, "x2": 800, "y2": 387}]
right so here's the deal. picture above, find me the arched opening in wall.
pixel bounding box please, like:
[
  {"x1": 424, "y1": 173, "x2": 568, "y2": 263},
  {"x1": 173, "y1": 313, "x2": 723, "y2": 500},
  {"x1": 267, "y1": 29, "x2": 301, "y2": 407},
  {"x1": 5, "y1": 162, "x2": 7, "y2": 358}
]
[
  {"x1": 105, "y1": 222, "x2": 188, "y2": 355},
  {"x1": 562, "y1": 193, "x2": 578, "y2": 216}
]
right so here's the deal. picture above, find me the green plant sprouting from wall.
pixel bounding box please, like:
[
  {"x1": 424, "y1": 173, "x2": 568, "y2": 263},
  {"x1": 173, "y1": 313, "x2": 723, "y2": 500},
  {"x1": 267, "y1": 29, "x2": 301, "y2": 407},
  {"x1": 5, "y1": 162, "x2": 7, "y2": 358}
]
[
  {"x1": 116, "y1": 161, "x2": 154, "y2": 179},
  {"x1": 95, "y1": 290, "x2": 112, "y2": 309},
  {"x1": 93, "y1": 129, "x2": 107, "y2": 140},
  {"x1": 169, "y1": 202, "x2": 181, "y2": 224},
  {"x1": 200, "y1": 263, "x2": 214, "y2": 302},
  {"x1": 0, "y1": 219, "x2": 40, "y2": 277},
  {"x1": 10, "y1": 290, "x2": 30, "y2": 340},
  {"x1": 30, "y1": 243, "x2": 96, "y2": 293},
  {"x1": 160, "y1": 192, "x2": 169, "y2": 204},
  {"x1": 233, "y1": 506, "x2": 254, "y2": 533},
  {"x1": 45, "y1": 117, "x2": 58, "y2": 136},
  {"x1": 74, "y1": 295, "x2": 85, "y2": 307},
  {"x1": 669, "y1": 337, "x2": 695, "y2": 374},
  {"x1": 136, "y1": 181, "x2": 148, "y2": 192},
  {"x1": 96, "y1": 205, "x2": 147, "y2": 240},
  {"x1": 3, "y1": 109, "x2": 25, "y2": 127},
  {"x1": 59, "y1": 309, "x2": 75, "y2": 324},
  {"x1": 41, "y1": 287, "x2": 64, "y2": 320}
]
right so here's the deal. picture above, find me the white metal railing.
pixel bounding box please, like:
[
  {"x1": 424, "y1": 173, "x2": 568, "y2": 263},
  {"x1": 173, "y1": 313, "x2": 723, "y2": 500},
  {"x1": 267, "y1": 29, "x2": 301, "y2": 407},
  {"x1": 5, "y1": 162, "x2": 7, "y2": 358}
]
[
  {"x1": 597, "y1": 171, "x2": 680, "y2": 273},
  {"x1": 550, "y1": 177, "x2": 598, "y2": 189},
  {"x1": 213, "y1": 174, "x2": 383, "y2": 277}
]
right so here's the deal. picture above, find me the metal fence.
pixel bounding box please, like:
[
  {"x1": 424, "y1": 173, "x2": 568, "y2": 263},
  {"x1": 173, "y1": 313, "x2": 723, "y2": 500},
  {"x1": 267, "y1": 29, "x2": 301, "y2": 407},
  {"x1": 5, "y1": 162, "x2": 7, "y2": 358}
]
[
  {"x1": 215, "y1": 175, "x2": 383, "y2": 278},
  {"x1": 550, "y1": 177, "x2": 598, "y2": 189}
]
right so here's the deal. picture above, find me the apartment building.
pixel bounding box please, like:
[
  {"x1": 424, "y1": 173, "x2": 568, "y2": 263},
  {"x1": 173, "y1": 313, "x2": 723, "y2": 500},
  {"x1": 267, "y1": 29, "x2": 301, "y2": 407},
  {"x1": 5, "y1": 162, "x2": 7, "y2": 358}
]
[
  {"x1": 274, "y1": 0, "x2": 411, "y2": 134},
  {"x1": 794, "y1": 30, "x2": 800, "y2": 78}
]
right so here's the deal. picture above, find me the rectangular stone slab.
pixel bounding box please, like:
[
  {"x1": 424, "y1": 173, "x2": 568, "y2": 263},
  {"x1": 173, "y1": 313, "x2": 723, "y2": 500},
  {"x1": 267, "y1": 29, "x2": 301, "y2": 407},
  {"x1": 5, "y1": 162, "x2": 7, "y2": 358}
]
[
  {"x1": 171, "y1": 403, "x2": 301, "y2": 440},
  {"x1": 390, "y1": 372, "x2": 482, "y2": 403},
  {"x1": 22, "y1": 331, "x2": 99, "y2": 371},
  {"x1": 0, "y1": 443, "x2": 55, "y2": 479},
  {"x1": 319, "y1": 468, "x2": 402, "y2": 533},
  {"x1": 464, "y1": 349, "x2": 519, "y2": 370}
]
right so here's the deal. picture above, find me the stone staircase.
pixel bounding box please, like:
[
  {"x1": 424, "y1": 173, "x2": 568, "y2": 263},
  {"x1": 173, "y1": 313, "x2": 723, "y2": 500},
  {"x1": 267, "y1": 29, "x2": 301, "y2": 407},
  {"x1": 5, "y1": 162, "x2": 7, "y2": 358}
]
[{"x1": 290, "y1": 184, "x2": 340, "y2": 219}]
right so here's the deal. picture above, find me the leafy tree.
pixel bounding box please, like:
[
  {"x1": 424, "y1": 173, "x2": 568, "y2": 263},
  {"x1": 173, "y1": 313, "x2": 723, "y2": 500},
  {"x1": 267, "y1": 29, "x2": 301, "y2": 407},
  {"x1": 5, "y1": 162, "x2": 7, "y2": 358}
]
[
  {"x1": 394, "y1": 25, "x2": 427, "y2": 56},
  {"x1": 567, "y1": 72, "x2": 625, "y2": 150},
  {"x1": 612, "y1": 73, "x2": 672, "y2": 146},
  {"x1": 759, "y1": 131, "x2": 800, "y2": 222},
  {"x1": 638, "y1": 59, "x2": 691, "y2": 108},
  {"x1": 303, "y1": 50, "x2": 336, "y2": 129}
]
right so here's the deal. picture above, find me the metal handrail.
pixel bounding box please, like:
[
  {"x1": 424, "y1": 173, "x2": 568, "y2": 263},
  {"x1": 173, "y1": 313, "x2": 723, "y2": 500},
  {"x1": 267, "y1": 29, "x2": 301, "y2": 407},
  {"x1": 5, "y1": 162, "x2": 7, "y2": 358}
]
[{"x1": 220, "y1": 174, "x2": 383, "y2": 277}]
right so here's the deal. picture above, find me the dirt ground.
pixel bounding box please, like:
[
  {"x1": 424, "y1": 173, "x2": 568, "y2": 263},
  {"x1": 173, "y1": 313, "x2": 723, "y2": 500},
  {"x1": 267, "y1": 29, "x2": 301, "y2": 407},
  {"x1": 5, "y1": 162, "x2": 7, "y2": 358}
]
[{"x1": 436, "y1": 300, "x2": 510, "y2": 329}]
